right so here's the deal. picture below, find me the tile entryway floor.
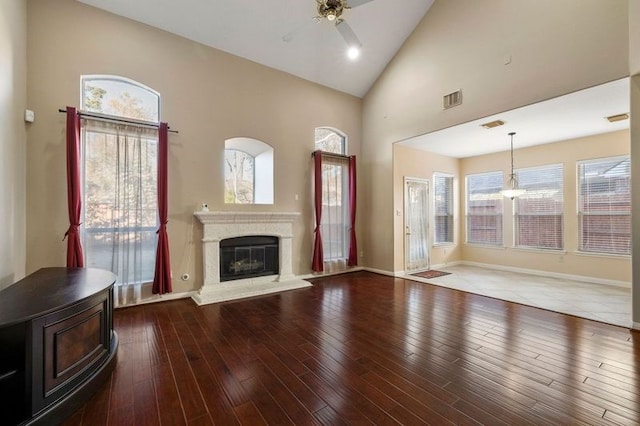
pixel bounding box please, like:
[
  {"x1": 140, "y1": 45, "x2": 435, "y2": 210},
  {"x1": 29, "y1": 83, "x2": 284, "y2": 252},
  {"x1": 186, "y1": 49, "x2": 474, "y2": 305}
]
[{"x1": 405, "y1": 264, "x2": 632, "y2": 328}]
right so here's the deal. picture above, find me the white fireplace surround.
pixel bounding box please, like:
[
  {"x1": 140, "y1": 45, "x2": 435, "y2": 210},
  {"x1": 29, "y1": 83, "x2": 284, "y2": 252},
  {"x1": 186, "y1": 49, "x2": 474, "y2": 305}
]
[{"x1": 192, "y1": 211, "x2": 311, "y2": 305}]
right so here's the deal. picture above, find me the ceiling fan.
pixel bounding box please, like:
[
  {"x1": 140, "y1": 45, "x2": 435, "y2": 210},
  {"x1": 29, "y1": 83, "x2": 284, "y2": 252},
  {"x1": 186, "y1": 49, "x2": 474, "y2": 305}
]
[{"x1": 284, "y1": 0, "x2": 375, "y2": 58}]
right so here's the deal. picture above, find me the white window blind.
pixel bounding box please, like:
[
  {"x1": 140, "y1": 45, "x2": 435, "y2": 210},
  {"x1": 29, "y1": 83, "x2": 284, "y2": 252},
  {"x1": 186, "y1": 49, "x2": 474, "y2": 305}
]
[
  {"x1": 578, "y1": 156, "x2": 631, "y2": 255},
  {"x1": 514, "y1": 164, "x2": 564, "y2": 250},
  {"x1": 466, "y1": 171, "x2": 503, "y2": 246},
  {"x1": 434, "y1": 173, "x2": 454, "y2": 244}
]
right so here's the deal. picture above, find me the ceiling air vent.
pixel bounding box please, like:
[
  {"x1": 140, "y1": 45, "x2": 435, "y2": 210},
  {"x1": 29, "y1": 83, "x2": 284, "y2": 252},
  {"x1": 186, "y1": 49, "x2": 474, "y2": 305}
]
[{"x1": 443, "y1": 90, "x2": 462, "y2": 109}]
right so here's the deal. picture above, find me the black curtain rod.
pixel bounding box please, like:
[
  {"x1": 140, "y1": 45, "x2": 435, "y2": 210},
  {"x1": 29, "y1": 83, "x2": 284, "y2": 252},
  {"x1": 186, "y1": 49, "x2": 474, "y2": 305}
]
[
  {"x1": 312, "y1": 150, "x2": 352, "y2": 160},
  {"x1": 58, "y1": 109, "x2": 179, "y2": 134}
]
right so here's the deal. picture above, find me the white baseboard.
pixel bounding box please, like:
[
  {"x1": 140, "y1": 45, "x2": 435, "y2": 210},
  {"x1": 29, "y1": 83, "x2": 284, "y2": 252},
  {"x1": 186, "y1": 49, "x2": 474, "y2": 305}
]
[
  {"x1": 429, "y1": 261, "x2": 463, "y2": 270},
  {"x1": 460, "y1": 261, "x2": 631, "y2": 288},
  {"x1": 362, "y1": 267, "x2": 401, "y2": 277},
  {"x1": 633, "y1": 322, "x2": 640, "y2": 331},
  {"x1": 115, "y1": 290, "x2": 197, "y2": 309}
]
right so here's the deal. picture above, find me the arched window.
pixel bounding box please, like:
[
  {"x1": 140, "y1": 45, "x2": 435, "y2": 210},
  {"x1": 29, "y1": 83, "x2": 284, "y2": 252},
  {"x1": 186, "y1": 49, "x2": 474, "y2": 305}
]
[
  {"x1": 81, "y1": 75, "x2": 160, "y2": 122},
  {"x1": 79, "y1": 75, "x2": 160, "y2": 302},
  {"x1": 224, "y1": 137, "x2": 274, "y2": 204},
  {"x1": 315, "y1": 127, "x2": 346, "y2": 154}
]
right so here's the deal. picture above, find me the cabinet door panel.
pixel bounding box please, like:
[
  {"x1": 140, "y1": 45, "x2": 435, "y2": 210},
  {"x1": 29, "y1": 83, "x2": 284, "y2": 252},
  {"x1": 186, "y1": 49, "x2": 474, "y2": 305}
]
[{"x1": 31, "y1": 291, "x2": 110, "y2": 415}]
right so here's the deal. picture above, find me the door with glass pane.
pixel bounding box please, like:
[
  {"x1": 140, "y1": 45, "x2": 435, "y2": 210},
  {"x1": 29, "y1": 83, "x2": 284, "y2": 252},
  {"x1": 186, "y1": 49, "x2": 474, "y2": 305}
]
[{"x1": 404, "y1": 178, "x2": 430, "y2": 272}]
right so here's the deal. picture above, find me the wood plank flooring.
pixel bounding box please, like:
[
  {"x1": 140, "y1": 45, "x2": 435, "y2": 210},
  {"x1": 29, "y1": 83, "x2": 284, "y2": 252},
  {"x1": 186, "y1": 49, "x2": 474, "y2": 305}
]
[{"x1": 63, "y1": 271, "x2": 640, "y2": 425}]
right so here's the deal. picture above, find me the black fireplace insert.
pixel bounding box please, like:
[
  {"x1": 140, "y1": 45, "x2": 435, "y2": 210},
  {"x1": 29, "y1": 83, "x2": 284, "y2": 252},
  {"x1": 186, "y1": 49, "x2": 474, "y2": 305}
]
[{"x1": 220, "y1": 236, "x2": 279, "y2": 282}]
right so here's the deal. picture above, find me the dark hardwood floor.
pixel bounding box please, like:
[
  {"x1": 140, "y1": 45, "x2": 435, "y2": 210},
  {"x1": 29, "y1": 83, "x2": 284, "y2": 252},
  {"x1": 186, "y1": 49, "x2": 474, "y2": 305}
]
[{"x1": 63, "y1": 271, "x2": 640, "y2": 425}]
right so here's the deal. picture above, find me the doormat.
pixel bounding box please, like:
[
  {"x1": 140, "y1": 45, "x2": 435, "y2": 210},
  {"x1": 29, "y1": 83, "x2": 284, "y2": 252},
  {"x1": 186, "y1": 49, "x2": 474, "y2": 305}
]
[{"x1": 410, "y1": 270, "x2": 451, "y2": 279}]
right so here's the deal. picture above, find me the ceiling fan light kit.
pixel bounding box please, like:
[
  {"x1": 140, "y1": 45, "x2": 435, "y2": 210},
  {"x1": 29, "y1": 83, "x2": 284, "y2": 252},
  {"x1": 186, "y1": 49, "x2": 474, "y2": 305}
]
[{"x1": 314, "y1": 0, "x2": 373, "y2": 59}]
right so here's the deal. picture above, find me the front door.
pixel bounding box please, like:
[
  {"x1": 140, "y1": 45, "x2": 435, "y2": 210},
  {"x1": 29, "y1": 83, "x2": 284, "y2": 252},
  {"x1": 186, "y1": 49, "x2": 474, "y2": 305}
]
[{"x1": 404, "y1": 177, "x2": 430, "y2": 273}]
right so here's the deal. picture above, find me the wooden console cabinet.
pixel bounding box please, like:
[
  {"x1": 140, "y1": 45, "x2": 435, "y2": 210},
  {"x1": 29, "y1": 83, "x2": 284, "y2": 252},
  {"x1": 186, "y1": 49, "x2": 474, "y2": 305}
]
[{"x1": 0, "y1": 268, "x2": 118, "y2": 425}]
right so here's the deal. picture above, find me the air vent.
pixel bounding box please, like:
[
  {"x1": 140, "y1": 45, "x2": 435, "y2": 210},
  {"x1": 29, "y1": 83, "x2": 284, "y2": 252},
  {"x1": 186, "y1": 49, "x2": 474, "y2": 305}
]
[
  {"x1": 443, "y1": 90, "x2": 462, "y2": 109},
  {"x1": 480, "y1": 120, "x2": 505, "y2": 129},
  {"x1": 606, "y1": 113, "x2": 629, "y2": 123}
]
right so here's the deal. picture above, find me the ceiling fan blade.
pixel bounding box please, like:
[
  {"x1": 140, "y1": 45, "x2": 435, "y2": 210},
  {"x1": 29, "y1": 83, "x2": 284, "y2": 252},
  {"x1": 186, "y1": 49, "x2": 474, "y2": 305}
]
[
  {"x1": 346, "y1": 0, "x2": 375, "y2": 8},
  {"x1": 335, "y1": 20, "x2": 362, "y2": 48}
]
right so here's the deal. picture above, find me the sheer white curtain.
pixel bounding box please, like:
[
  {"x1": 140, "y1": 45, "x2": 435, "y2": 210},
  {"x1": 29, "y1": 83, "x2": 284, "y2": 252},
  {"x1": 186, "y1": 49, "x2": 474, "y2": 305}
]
[
  {"x1": 320, "y1": 155, "x2": 349, "y2": 273},
  {"x1": 81, "y1": 120, "x2": 158, "y2": 307}
]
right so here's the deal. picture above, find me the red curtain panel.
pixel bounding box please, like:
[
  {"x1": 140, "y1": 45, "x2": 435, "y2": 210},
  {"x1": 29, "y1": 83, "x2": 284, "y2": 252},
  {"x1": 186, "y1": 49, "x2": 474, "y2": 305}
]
[
  {"x1": 65, "y1": 107, "x2": 84, "y2": 268},
  {"x1": 311, "y1": 151, "x2": 324, "y2": 272},
  {"x1": 348, "y1": 155, "x2": 358, "y2": 266},
  {"x1": 152, "y1": 122, "x2": 172, "y2": 294}
]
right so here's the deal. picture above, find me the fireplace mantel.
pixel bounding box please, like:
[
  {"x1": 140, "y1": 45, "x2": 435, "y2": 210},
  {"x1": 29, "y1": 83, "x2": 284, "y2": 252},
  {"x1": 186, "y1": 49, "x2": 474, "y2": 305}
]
[
  {"x1": 194, "y1": 211, "x2": 301, "y2": 225},
  {"x1": 192, "y1": 211, "x2": 311, "y2": 305}
]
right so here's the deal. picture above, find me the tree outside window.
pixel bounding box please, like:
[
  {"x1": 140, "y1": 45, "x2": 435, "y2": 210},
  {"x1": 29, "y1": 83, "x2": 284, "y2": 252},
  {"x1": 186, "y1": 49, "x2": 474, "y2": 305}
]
[{"x1": 224, "y1": 149, "x2": 255, "y2": 204}]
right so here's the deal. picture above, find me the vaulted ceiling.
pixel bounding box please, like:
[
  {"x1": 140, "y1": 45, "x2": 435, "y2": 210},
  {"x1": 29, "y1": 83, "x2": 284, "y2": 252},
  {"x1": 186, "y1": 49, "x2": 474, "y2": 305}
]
[
  {"x1": 76, "y1": 1, "x2": 630, "y2": 151},
  {"x1": 77, "y1": 0, "x2": 435, "y2": 98}
]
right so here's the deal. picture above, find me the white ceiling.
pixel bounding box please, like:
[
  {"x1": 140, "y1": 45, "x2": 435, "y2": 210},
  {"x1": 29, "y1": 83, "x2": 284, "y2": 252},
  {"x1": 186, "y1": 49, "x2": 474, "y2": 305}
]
[
  {"x1": 398, "y1": 78, "x2": 631, "y2": 158},
  {"x1": 77, "y1": 0, "x2": 434, "y2": 98}
]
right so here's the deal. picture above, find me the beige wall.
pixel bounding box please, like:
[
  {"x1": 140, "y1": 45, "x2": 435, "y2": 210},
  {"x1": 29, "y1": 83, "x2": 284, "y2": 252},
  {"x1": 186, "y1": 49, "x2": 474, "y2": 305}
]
[
  {"x1": 460, "y1": 130, "x2": 630, "y2": 283},
  {"x1": 392, "y1": 144, "x2": 461, "y2": 272},
  {"x1": 26, "y1": 0, "x2": 362, "y2": 297},
  {"x1": 630, "y1": 0, "x2": 640, "y2": 76},
  {"x1": 362, "y1": 0, "x2": 629, "y2": 272},
  {"x1": 0, "y1": 0, "x2": 27, "y2": 290}
]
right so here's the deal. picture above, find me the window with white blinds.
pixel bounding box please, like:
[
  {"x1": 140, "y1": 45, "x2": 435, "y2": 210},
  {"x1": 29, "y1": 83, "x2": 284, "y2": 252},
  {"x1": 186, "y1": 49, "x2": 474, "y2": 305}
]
[
  {"x1": 578, "y1": 156, "x2": 631, "y2": 255},
  {"x1": 466, "y1": 171, "x2": 503, "y2": 246},
  {"x1": 434, "y1": 173, "x2": 454, "y2": 244},
  {"x1": 514, "y1": 164, "x2": 564, "y2": 250}
]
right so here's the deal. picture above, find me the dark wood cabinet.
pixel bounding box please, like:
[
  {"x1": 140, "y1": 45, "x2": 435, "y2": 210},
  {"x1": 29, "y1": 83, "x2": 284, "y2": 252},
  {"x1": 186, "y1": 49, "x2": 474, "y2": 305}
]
[{"x1": 0, "y1": 268, "x2": 118, "y2": 425}]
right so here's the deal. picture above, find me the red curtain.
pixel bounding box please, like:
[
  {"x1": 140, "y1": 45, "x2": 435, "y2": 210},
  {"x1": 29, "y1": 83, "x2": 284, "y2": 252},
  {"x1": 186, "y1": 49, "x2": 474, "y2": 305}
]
[
  {"x1": 152, "y1": 123, "x2": 172, "y2": 294},
  {"x1": 65, "y1": 107, "x2": 84, "y2": 268},
  {"x1": 311, "y1": 151, "x2": 324, "y2": 272},
  {"x1": 347, "y1": 155, "x2": 357, "y2": 266}
]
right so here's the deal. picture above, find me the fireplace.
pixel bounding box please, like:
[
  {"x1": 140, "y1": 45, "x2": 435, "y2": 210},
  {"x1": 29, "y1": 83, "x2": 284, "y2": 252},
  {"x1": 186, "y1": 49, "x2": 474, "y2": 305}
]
[
  {"x1": 192, "y1": 211, "x2": 311, "y2": 305},
  {"x1": 220, "y1": 236, "x2": 279, "y2": 281}
]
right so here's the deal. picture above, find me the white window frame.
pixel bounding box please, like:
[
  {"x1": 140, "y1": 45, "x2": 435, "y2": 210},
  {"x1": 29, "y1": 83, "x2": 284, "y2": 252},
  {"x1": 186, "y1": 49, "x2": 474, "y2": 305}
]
[
  {"x1": 465, "y1": 171, "x2": 504, "y2": 246},
  {"x1": 433, "y1": 173, "x2": 454, "y2": 245},
  {"x1": 79, "y1": 75, "x2": 161, "y2": 286},
  {"x1": 314, "y1": 127, "x2": 349, "y2": 264},
  {"x1": 223, "y1": 137, "x2": 274, "y2": 205},
  {"x1": 513, "y1": 163, "x2": 564, "y2": 250},
  {"x1": 577, "y1": 156, "x2": 631, "y2": 256}
]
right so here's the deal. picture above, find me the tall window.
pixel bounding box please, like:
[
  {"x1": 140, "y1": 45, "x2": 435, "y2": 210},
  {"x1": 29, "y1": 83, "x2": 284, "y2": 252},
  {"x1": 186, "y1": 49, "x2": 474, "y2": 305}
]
[
  {"x1": 433, "y1": 173, "x2": 454, "y2": 244},
  {"x1": 514, "y1": 164, "x2": 564, "y2": 250},
  {"x1": 578, "y1": 156, "x2": 631, "y2": 255},
  {"x1": 466, "y1": 171, "x2": 503, "y2": 246},
  {"x1": 224, "y1": 137, "x2": 274, "y2": 204},
  {"x1": 80, "y1": 75, "x2": 160, "y2": 285},
  {"x1": 315, "y1": 128, "x2": 349, "y2": 263}
]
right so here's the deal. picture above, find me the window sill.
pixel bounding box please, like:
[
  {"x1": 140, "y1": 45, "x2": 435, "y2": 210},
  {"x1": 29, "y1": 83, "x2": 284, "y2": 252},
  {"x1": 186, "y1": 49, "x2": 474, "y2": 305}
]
[
  {"x1": 512, "y1": 247, "x2": 567, "y2": 255},
  {"x1": 463, "y1": 243, "x2": 506, "y2": 250},
  {"x1": 433, "y1": 242, "x2": 455, "y2": 248},
  {"x1": 573, "y1": 251, "x2": 631, "y2": 260}
]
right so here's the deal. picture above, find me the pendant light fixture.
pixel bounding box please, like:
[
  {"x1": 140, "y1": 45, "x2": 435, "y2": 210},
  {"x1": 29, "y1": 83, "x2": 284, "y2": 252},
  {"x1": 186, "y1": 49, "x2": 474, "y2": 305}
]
[{"x1": 501, "y1": 131, "x2": 526, "y2": 200}]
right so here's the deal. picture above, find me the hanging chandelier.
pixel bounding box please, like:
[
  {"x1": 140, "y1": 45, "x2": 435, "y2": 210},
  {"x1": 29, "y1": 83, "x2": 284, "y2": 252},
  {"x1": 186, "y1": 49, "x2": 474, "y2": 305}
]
[{"x1": 501, "y1": 132, "x2": 526, "y2": 199}]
